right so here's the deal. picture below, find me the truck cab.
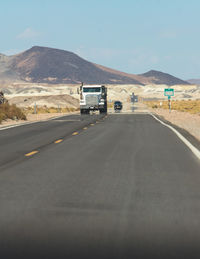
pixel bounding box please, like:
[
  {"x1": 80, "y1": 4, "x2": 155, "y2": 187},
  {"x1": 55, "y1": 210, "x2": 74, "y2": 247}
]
[{"x1": 80, "y1": 85, "x2": 107, "y2": 114}]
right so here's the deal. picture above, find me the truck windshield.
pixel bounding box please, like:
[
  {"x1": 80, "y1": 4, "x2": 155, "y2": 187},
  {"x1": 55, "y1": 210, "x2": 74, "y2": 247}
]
[{"x1": 83, "y1": 87, "x2": 101, "y2": 93}]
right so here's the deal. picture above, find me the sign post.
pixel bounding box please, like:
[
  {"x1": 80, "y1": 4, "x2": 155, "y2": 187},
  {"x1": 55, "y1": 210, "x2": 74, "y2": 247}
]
[
  {"x1": 34, "y1": 102, "x2": 37, "y2": 114},
  {"x1": 164, "y1": 88, "x2": 174, "y2": 113}
]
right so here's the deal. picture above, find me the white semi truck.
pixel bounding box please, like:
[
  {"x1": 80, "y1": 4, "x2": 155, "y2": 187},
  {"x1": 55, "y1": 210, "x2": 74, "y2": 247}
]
[{"x1": 79, "y1": 84, "x2": 107, "y2": 114}]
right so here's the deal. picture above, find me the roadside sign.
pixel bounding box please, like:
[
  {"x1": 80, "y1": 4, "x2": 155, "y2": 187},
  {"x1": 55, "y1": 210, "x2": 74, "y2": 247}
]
[
  {"x1": 164, "y1": 88, "x2": 174, "y2": 97},
  {"x1": 164, "y1": 88, "x2": 174, "y2": 113}
]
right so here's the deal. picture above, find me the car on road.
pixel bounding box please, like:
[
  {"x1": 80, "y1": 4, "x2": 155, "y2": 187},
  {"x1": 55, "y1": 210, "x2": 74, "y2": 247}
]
[{"x1": 114, "y1": 101, "x2": 123, "y2": 111}]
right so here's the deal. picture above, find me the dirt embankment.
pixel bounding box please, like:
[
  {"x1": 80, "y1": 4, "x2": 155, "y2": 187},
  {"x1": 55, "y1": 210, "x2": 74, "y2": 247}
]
[{"x1": 8, "y1": 94, "x2": 79, "y2": 108}]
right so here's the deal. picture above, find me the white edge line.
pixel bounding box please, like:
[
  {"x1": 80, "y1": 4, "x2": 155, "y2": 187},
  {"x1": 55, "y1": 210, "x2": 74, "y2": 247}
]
[
  {"x1": 0, "y1": 112, "x2": 79, "y2": 131},
  {"x1": 150, "y1": 112, "x2": 200, "y2": 160}
]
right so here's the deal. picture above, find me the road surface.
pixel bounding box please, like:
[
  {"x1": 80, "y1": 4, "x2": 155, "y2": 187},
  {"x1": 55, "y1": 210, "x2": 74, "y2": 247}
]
[{"x1": 0, "y1": 113, "x2": 200, "y2": 259}]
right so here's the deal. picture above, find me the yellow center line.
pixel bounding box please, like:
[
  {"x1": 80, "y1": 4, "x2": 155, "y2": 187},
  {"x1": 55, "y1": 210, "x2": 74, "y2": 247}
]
[
  {"x1": 54, "y1": 139, "x2": 63, "y2": 144},
  {"x1": 25, "y1": 151, "x2": 38, "y2": 157},
  {"x1": 83, "y1": 127, "x2": 88, "y2": 130},
  {"x1": 72, "y1": 131, "x2": 79, "y2": 135}
]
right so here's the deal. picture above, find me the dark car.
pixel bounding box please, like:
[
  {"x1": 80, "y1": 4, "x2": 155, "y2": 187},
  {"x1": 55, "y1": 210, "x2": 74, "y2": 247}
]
[{"x1": 114, "y1": 101, "x2": 123, "y2": 111}]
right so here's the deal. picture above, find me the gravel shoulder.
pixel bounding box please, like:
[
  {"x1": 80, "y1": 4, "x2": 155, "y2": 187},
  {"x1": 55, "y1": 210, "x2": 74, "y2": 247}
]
[{"x1": 150, "y1": 108, "x2": 200, "y2": 148}]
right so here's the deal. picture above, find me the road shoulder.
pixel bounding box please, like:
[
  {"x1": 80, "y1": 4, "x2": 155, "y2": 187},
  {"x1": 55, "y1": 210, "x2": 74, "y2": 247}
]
[
  {"x1": 0, "y1": 112, "x2": 79, "y2": 130},
  {"x1": 151, "y1": 112, "x2": 200, "y2": 155}
]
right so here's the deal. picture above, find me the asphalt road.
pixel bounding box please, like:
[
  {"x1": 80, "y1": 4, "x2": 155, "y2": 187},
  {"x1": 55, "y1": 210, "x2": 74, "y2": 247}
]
[
  {"x1": 0, "y1": 113, "x2": 200, "y2": 259},
  {"x1": 0, "y1": 114, "x2": 103, "y2": 169}
]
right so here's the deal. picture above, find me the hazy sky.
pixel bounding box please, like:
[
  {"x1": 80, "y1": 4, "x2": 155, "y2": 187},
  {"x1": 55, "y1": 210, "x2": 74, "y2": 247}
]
[{"x1": 1, "y1": 0, "x2": 200, "y2": 79}]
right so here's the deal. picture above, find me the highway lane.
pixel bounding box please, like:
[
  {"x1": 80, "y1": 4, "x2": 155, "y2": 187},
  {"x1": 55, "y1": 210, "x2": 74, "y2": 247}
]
[
  {"x1": 0, "y1": 113, "x2": 104, "y2": 168},
  {"x1": 0, "y1": 114, "x2": 200, "y2": 258}
]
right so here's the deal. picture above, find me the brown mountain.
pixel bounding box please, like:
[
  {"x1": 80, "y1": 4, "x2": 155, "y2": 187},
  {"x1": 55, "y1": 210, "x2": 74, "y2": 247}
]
[
  {"x1": 187, "y1": 79, "x2": 200, "y2": 85},
  {"x1": 0, "y1": 46, "x2": 190, "y2": 85},
  {"x1": 139, "y1": 70, "x2": 190, "y2": 86},
  {"x1": 0, "y1": 53, "x2": 19, "y2": 81},
  {"x1": 9, "y1": 46, "x2": 143, "y2": 85}
]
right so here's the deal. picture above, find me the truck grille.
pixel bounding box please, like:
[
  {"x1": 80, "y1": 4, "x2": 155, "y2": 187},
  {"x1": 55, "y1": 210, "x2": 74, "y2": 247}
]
[{"x1": 85, "y1": 95, "x2": 99, "y2": 105}]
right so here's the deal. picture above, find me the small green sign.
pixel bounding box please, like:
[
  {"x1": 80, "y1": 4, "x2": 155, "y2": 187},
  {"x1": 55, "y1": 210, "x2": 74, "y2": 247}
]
[{"x1": 164, "y1": 88, "x2": 174, "y2": 96}]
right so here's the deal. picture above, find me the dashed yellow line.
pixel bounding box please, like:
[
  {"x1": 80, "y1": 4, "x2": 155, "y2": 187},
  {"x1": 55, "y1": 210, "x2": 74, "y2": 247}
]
[
  {"x1": 83, "y1": 127, "x2": 88, "y2": 130},
  {"x1": 72, "y1": 131, "x2": 79, "y2": 135},
  {"x1": 54, "y1": 139, "x2": 63, "y2": 144},
  {"x1": 25, "y1": 151, "x2": 38, "y2": 157}
]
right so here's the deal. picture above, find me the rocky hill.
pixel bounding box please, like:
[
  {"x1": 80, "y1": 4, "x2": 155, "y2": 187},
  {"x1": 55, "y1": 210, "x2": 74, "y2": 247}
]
[
  {"x1": 139, "y1": 70, "x2": 190, "y2": 86},
  {"x1": 7, "y1": 46, "x2": 143, "y2": 85},
  {"x1": 0, "y1": 46, "x2": 190, "y2": 85},
  {"x1": 187, "y1": 79, "x2": 200, "y2": 85}
]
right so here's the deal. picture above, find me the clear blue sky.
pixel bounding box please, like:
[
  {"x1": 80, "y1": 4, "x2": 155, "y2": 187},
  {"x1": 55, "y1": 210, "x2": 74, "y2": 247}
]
[{"x1": 1, "y1": 0, "x2": 200, "y2": 79}]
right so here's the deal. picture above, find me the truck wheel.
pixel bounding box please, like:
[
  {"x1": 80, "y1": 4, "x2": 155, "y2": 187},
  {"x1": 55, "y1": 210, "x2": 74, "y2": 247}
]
[
  {"x1": 100, "y1": 109, "x2": 106, "y2": 114},
  {"x1": 81, "y1": 109, "x2": 89, "y2": 115},
  {"x1": 104, "y1": 104, "x2": 107, "y2": 114}
]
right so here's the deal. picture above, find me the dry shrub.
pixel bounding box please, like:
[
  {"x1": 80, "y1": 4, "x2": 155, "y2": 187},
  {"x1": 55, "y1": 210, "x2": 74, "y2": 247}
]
[
  {"x1": 0, "y1": 113, "x2": 6, "y2": 123},
  {"x1": 23, "y1": 106, "x2": 79, "y2": 115},
  {"x1": 152, "y1": 104, "x2": 158, "y2": 108},
  {"x1": 145, "y1": 100, "x2": 200, "y2": 114},
  {"x1": 0, "y1": 103, "x2": 26, "y2": 123},
  {"x1": 107, "y1": 102, "x2": 113, "y2": 108}
]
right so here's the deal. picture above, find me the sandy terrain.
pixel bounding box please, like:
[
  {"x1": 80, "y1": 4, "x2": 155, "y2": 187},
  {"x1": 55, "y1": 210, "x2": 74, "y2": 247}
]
[
  {"x1": 106, "y1": 84, "x2": 200, "y2": 100},
  {"x1": 8, "y1": 94, "x2": 79, "y2": 108}
]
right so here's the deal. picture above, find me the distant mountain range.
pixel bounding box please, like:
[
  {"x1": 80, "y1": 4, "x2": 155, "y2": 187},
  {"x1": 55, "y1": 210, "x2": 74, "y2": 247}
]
[
  {"x1": 0, "y1": 46, "x2": 190, "y2": 85},
  {"x1": 187, "y1": 79, "x2": 200, "y2": 85},
  {"x1": 139, "y1": 70, "x2": 190, "y2": 86}
]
